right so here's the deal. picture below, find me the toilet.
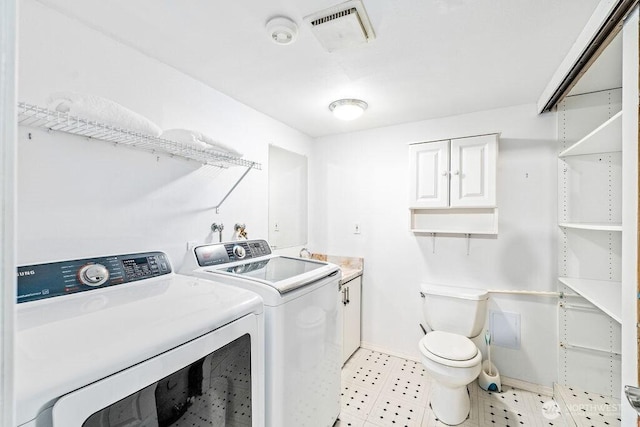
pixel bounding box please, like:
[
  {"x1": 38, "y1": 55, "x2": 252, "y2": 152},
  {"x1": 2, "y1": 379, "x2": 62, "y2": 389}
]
[{"x1": 419, "y1": 283, "x2": 489, "y2": 425}]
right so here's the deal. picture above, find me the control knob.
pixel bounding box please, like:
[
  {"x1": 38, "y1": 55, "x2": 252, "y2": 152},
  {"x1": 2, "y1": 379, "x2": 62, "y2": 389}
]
[
  {"x1": 78, "y1": 263, "x2": 109, "y2": 287},
  {"x1": 232, "y1": 245, "x2": 246, "y2": 259}
]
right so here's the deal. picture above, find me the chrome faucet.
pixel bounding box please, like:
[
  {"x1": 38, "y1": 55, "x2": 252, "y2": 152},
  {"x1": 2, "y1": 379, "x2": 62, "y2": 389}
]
[
  {"x1": 211, "y1": 223, "x2": 224, "y2": 242},
  {"x1": 299, "y1": 247, "x2": 311, "y2": 258}
]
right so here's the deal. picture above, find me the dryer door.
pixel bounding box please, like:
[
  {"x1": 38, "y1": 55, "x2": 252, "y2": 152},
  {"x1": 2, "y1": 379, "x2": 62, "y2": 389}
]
[{"x1": 49, "y1": 314, "x2": 262, "y2": 426}]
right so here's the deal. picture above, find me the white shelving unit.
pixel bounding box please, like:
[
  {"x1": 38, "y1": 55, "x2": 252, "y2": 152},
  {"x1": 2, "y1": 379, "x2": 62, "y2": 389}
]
[
  {"x1": 559, "y1": 111, "x2": 622, "y2": 157},
  {"x1": 550, "y1": 10, "x2": 638, "y2": 423},
  {"x1": 558, "y1": 105, "x2": 622, "y2": 322},
  {"x1": 17, "y1": 102, "x2": 262, "y2": 212},
  {"x1": 558, "y1": 277, "x2": 621, "y2": 323},
  {"x1": 17, "y1": 102, "x2": 261, "y2": 170},
  {"x1": 557, "y1": 88, "x2": 623, "y2": 398}
]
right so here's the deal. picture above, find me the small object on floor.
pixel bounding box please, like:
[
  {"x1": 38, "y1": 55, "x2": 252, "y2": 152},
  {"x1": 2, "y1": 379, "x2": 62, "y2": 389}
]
[
  {"x1": 479, "y1": 330, "x2": 502, "y2": 393},
  {"x1": 479, "y1": 360, "x2": 502, "y2": 393}
]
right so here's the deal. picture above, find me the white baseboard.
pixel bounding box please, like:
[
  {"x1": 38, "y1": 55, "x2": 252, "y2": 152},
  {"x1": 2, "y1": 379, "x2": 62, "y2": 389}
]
[{"x1": 501, "y1": 375, "x2": 553, "y2": 397}]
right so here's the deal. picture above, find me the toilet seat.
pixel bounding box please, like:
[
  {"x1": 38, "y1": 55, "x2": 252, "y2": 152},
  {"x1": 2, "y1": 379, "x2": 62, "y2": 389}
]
[{"x1": 420, "y1": 331, "x2": 481, "y2": 368}]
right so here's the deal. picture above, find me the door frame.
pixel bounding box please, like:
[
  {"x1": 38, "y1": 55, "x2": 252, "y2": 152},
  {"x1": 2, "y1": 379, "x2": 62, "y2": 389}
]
[{"x1": 0, "y1": 0, "x2": 18, "y2": 425}]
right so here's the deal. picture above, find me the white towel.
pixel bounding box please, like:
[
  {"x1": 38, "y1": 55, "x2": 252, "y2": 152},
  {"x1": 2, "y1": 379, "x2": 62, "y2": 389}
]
[
  {"x1": 161, "y1": 128, "x2": 242, "y2": 157},
  {"x1": 48, "y1": 91, "x2": 162, "y2": 137}
]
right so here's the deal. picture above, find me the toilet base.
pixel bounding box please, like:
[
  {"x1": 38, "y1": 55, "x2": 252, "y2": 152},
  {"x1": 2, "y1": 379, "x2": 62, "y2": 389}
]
[{"x1": 430, "y1": 382, "x2": 470, "y2": 425}]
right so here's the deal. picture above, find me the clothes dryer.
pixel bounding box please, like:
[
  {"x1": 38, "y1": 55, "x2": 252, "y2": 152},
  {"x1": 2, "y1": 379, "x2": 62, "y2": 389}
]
[{"x1": 16, "y1": 251, "x2": 264, "y2": 427}]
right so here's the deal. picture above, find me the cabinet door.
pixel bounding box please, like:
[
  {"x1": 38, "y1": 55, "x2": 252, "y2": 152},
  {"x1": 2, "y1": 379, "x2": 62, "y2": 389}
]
[
  {"x1": 342, "y1": 276, "x2": 362, "y2": 364},
  {"x1": 409, "y1": 140, "x2": 450, "y2": 208},
  {"x1": 450, "y1": 134, "x2": 497, "y2": 208}
]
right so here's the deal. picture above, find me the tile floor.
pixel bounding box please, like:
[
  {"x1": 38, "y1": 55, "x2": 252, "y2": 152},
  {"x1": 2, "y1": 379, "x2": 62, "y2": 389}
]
[
  {"x1": 554, "y1": 384, "x2": 621, "y2": 427},
  {"x1": 336, "y1": 348, "x2": 621, "y2": 427}
]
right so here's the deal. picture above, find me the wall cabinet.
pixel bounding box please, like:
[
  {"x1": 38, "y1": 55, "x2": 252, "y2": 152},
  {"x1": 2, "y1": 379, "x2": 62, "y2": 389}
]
[
  {"x1": 409, "y1": 134, "x2": 497, "y2": 209},
  {"x1": 409, "y1": 134, "x2": 498, "y2": 234},
  {"x1": 409, "y1": 140, "x2": 450, "y2": 208},
  {"x1": 341, "y1": 275, "x2": 362, "y2": 364}
]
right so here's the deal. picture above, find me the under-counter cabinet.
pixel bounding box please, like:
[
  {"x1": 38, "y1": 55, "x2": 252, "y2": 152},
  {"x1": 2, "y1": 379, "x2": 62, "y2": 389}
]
[
  {"x1": 409, "y1": 134, "x2": 499, "y2": 234},
  {"x1": 341, "y1": 275, "x2": 362, "y2": 364}
]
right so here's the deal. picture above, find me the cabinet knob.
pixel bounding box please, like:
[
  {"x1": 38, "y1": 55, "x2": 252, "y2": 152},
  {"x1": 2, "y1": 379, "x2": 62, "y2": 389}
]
[
  {"x1": 453, "y1": 170, "x2": 460, "y2": 176},
  {"x1": 441, "y1": 171, "x2": 449, "y2": 176}
]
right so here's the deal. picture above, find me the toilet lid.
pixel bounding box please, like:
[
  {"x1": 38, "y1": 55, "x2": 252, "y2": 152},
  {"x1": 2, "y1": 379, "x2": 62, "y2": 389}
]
[{"x1": 421, "y1": 331, "x2": 477, "y2": 361}]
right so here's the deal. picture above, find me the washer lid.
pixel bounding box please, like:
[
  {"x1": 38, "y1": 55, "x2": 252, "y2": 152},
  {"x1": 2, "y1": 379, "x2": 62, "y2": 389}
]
[
  {"x1": 208, "y1": 256, "x2": 339, "y2": 294},
  {"x1": 421, "y1": 331, "x2": 478, "y2": 361}
]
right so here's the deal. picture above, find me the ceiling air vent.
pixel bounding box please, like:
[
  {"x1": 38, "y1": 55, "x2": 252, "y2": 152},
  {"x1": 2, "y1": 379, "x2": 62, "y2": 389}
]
[{"x1": 304, "y1": 0, "x2": 376, "y2": 52}]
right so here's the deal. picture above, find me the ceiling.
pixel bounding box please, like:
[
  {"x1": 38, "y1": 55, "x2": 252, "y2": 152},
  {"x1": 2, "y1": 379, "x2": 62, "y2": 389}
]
[{"x1": 36, "y1": 0, "x2": 601, "y2": 138}]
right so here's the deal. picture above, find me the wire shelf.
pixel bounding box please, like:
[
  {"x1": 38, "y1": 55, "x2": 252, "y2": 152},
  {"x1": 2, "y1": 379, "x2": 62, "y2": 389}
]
[{"x1": 17, "y1": 102, "x2": 261, "y2": 170}]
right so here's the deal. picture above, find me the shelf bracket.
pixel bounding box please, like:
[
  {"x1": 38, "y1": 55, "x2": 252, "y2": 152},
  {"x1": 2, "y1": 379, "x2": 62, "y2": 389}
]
[{"x1": 214, "y1": 163, "x2": 255, "y2": 214}]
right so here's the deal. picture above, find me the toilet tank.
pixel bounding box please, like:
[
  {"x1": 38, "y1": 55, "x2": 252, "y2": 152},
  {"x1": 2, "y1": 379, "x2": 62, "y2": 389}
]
[{"x1": 420, "y1": 283, "x2": 489, "y2": 337}]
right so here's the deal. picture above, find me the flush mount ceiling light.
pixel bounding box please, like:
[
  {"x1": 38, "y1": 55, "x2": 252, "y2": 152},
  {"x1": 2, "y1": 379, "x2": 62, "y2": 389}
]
[
  {"x1": 266, "y1": 16, "x2": 298, "y2": 45},
  {"x1": 328, "y1": 99, "x2": 368, "y2": 120}
]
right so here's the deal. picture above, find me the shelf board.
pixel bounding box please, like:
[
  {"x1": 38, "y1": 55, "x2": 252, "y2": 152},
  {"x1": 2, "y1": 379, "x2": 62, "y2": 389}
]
[
  {"x1": 411, "y1": 229, "x2": 498, "y2": 235},
  {"x1": 17, "y1": 102, "x2": 261, "y2": 170},
  {"x1": 559, "y1": 222, "x2": 622, "y2": 231},
  {"x1": 558, "y1": 277, "x2": 621, "y2": 323},
  {"x1": 410, "y1": 207, "x2": 498, "y2": 235},
  {"x1": 559, "y1": 111, "x2": 622, "y2": 158}
]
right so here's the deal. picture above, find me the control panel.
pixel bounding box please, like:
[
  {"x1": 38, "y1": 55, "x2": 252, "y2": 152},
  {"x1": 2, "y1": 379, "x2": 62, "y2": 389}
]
[
  {"x1": 17, "y1": 251, "x2": 172, "y2": 303},
  {"x1": 195, "y1": 239, "x2": 271, "y2": 267}
]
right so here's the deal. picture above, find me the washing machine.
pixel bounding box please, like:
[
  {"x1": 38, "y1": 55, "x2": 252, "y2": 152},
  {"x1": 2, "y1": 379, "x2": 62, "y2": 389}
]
[
  {"x1": 180, "y1": 239, "x2": 342, "y2": 427},
  {"x1": 16, "y1": 250, "x2": 265, "y2": 427}
]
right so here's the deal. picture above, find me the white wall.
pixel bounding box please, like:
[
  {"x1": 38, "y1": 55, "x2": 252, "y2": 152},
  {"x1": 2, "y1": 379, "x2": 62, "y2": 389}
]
[
  {"x1": 19, "y1": 0, "x2": 563, "y2": 389},
  {"x1": 310, "y1": 104, "x2": 559, "y2": 386},
  {"x1": 17, "y1": 0, "x2": 313, "y2": 268}
]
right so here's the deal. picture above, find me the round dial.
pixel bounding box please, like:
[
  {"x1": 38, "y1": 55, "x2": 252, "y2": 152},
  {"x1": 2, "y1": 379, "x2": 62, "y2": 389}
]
[
  {"x1": 78, "y1": 263, "x2": 109, "y2": 287},
  {"x1": 232, "y1": 245, "x2": 246, "y2": 259}
]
